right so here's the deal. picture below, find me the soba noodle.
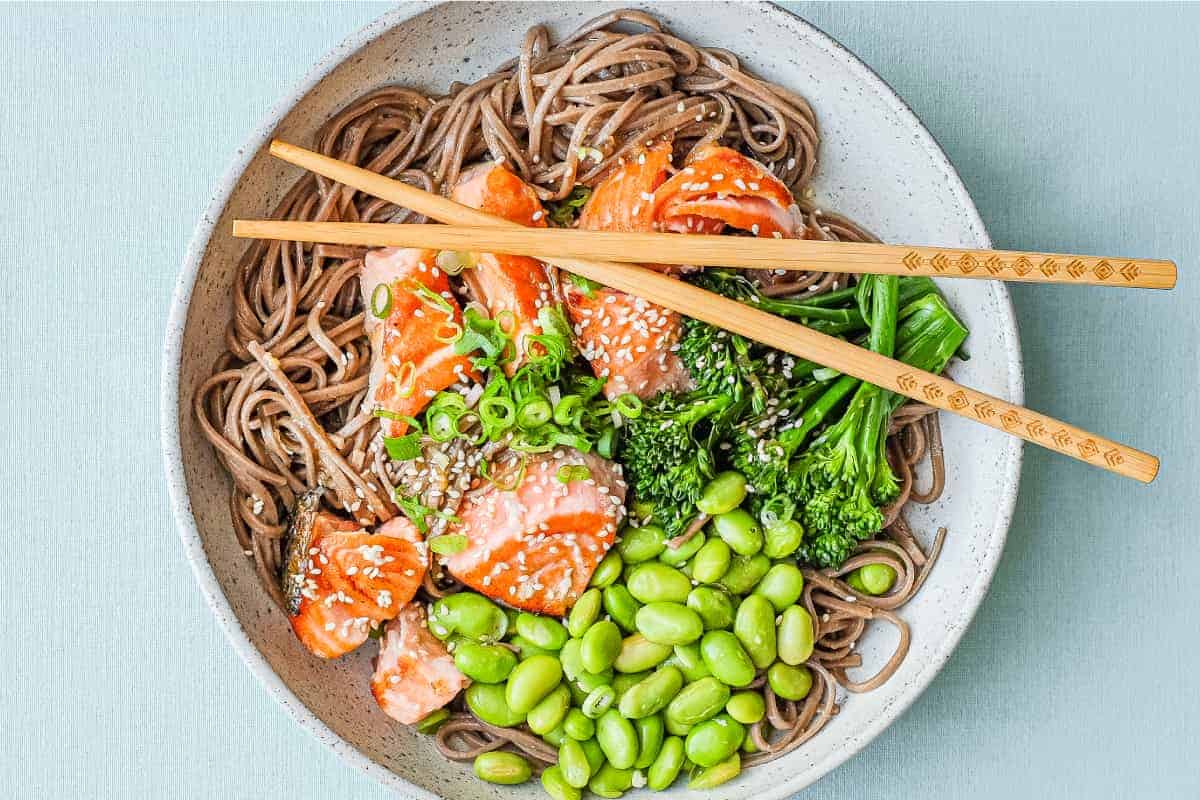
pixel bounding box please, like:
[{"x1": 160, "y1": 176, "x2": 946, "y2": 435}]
[{"x1": 195, "y1": 9, "x2": 951, "y2": 774}]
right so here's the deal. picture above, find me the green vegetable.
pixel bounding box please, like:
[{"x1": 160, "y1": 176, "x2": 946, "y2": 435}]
[
  {"x1": 516, "y1": 613, "x2": 568, "y2": 651},
  {"x1": 710, "y1": 509, "x2": 763, "y2": 556},
  {"x1": 596, "y1": 709, "x2": 639, "y2": 769},
  {"x1": 733, "y1": 595, "x2": 777, "y2": 669},
  {"x1": 686, "y1": 587, "x2": 736, "y2": 631},
  {"x1": 415, "y1": 708, "x2": 450, "y2": 733},
  {"x1": 505, "y1": 655, "x2": 563, "y2": 714},
  {"x1": 581, "y1": 620, "x2": 623, "y2": 673},
  {"x1": 657, "y1": 530, "x2": 706, "y2": 566},
  {"x1": 616, "y1": 524, "x2": 666, "y2": 563},
  {"x1": 453, "y1": 642, "x2": 517, "y2": 684},
  {"x1": 684, "y1": 713, "x2": 745, "y2": 768},
  {"x1": 699, "y1": 631, "x2": 756, "y2": 687},
  {"x1": 558, "y1": 738, "x2": 593, "y2": 789},
  {"x1": 613, "y1": 633, "x2": 673, "y2": 674},
  {"x1": 688, "y1": 753, "x2": 741, "y2": 789},
  {"x1": 541, "y1": 765, "x2": 582, "y2": 800},
  {"x1": 601, "y1": 584, "x2": 641, "y2": 633},
  {"x1": 634, "y1": 713, "x2": 666, "y2": 769},
  {"x1": 691, "y1": 538, "x2": 732, "y2": 584},
  {"x1": 383, "y1": 432, "x2": 422, "y2": 461},
  {"x1": 473, "y1": 751, "x2": 531, "y2": 785},
  {"x1": 696, "y1": 471, "x2": 747, "y2": 515},
  {"x1": 465, "y1": 682, "x2": 525, "y2": 727},
  {"x1": 582, "y1": 685, "x2": 616, "y2": 719},
  {"x1": 635, "y1": 603, "x2": 705, "y2": 646},
  {"x1": 427, "y1": 533, "x2": 468, "y2": 555},
  {"x1": 646, "y1": 736, "x2": 686, "y2": 790},
  {"x1": 754, "y1": 563, "x2": 806, "y2": 611},
  {"x1": 428, "y1": 592, "x2": 507, "y2": 642},
  {"x1": 762, "y1": 520, "x2": 804, "y2": 559},
  {"x1": 718, "y1": 553, "x2": 771, "y2": 595},
  {"x1": 527, "y1": 684, "x2": 572, "y2": 735},
  {"x1": 547, "y1": 185, "x2": 593, "y2": 227},
  {"x1": 626, "y1": 563, "x2": 692, "y2": 604},
  {"x1": 776, "y1": 606, "x2": 816, "y2": 665},
  {"x1": 588, "y1": 763, "x2": 635, "y2": 799},
  {"x1": 766, "y1": 662, "x2": 813, "y2": 700},
  {"x1": 567, "y1": 588, "x2": 602, "y2": 638},
  {"x1": 848, "y1": 562, "x2": 898, "y2": 595},
  {"x1": 617, "y1": 665, "x2": 684, "y2": 719},
  {"x1": 668, "y1": 642, "x2": 712, "y2": 682},
  {"x1": 665, "y1": 677, "x2": 730, "y2": 726},
  {"x1": 590, "y1": 550, "x2": 623, "y2": 588},
  {"x1": 725, "y1": 691, "x2": 766, "y2": 724}
]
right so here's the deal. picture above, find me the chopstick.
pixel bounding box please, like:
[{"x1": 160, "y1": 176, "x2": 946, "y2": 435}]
[
  {"x1": 231, "y1": 221, "x2": 1177, "y2": 290},
  {"x1": 256, "y1": 140, "x2": 1160, "y2": 483}
]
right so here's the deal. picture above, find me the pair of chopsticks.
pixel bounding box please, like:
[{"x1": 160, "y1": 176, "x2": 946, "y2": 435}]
[{"x1": 233, "y1": 140, "x2": 1168, "y2": 482}]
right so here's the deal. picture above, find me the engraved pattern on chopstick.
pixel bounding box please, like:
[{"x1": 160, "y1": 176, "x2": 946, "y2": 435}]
[{"x1": 900, "y1": 250, "x2": 1148, "y2": 283}]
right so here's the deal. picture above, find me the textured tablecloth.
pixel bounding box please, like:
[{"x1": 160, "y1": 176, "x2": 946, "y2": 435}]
[{"x1": 2, "y1": 3, "x2": 1196, "y2": 797}]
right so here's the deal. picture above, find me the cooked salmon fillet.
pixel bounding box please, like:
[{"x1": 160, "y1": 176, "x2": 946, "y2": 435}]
[
  {"x1": 443, "y1": 450, "x2": 627, "y2": 616},
  {"x1": 360, "y1": 247, "x2": 476, "y2": 436},
  {"x1": 284, "y1": 506, "x2": 427, "y2": 660},
  {"x1": 451, "y1": 162, "x2": 556, "y2": 373},
  {"x1": 371, "y1": 603, "x2": 468, "y2": 724}
]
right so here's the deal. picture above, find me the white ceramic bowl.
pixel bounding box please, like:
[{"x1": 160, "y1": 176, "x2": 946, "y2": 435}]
[{"x1": 162, "y1": 3, "x2": 1023, "y2": 797}]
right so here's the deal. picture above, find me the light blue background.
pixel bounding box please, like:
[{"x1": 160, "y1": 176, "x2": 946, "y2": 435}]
[{"x1": 2, "y1": 3, "x2": 1196, "y2": 798}]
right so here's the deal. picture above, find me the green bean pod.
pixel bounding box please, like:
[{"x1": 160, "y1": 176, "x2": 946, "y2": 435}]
[{"x1": 617, "y1": 665, "x2": 684, "y2": 719}]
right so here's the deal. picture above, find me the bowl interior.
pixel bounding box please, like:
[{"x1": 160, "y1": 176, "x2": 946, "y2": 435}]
[{"x1": 165, "y1": 3, "x2": 1023, "y2": 798}]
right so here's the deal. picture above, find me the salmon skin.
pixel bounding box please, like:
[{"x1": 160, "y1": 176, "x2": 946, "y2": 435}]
[
  {"x1": 451, "y1": 162, "x2": 557, "y2": 373},
  {"x1": 360, "y1": 247, "x2": 476, "y2": 437},
  {"x1": 443, "y1": 450, "x2": 627, "y2": 617},
  {"x1": 371, "y1": 603, "x2": 468, "y2": 725},
  {"x1": 650, "y1": 143, "x2": 802, "y2": 238},
  {"x1": 282, "y1": 493, "x2": 427, "y2": 659}
]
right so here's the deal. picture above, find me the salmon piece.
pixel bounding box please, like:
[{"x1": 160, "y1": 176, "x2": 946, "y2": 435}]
[
  {"x1": 569, "y1": 141, "x2": 692, "y2": 399},
  {"x1": 360, "y1": 247, "x2": 476, "y2": 437},
  {"x1": 372, "y1": 603, "x2": 468, "y2": 725},
  {"x1": 651, "y1": 143, "x2": 802, "y2": 238},
  {"x1": 444, "y1": 450, "x2": 627, "y2": 616},
  {"x1": 283, "y1": 492, "x2": 428, "y2": 659},
  {"x1": 451, "y1": 162, "x2": 556, "y2": 373}
]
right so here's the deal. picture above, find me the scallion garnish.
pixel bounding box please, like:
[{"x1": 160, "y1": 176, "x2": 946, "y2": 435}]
[
  {"x1": 371, "y1": 283, "x2": 393, "y2": 319},
  {"x1": 428, "y1": 534, "x2": 469, "y2": 555},
  {"x1": 557, "y1": 464, "x2": 592, "y2": 484}
]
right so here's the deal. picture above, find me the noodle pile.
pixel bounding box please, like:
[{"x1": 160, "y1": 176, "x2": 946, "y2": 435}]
[{"x1": 195, "y1": 9, "x2": 951, "y2": 773}]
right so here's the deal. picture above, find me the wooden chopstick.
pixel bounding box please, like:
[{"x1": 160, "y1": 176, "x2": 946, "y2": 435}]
[
  {"x1": 231, "y1": 220, "x2": 1176, "y2": 290},
  {"x1": 258, "y1": 140, "x2": 1160, "y2": 482}
]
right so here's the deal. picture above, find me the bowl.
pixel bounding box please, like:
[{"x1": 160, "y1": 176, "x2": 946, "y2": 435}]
[{"x1": 161, "y1": 2, "x2": 1023, "y2": 797}]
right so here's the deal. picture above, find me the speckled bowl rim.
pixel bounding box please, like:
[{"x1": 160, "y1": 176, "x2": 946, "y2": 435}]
[{"x1": 161, "y1": 3, "x2": 1024, "y2": 797}]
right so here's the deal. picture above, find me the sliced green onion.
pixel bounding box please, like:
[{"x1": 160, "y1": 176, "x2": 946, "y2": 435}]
[
  {"x1": 517, "y1": 397, "x2": 553, "y2": 430},
  {"x1": 495, "y1": 309, "x2": 517, "y2": 335},
  {"x1": 408, "y1": 280, "x2": 455, "y2": 315},
  {"x1": 427, "y1": 410, "x2": 460, "y2": 442},
  {"x1": 372, "y1": 409, "x2": 422, "y2": 431},
  {"x1": 434, "y1": 320, "x2": 463, "y2": 344},
  {"x1": 479, "y1": 396, "x2": 516, "y2": 431},
  {"x1": 596, "y1": 427, "x2": 617, "y2": 459},
  {"x1": 391, "y1": 361, "x2": 416, "y2": 399},
  {"x1": 614, "y1": 393, "x2": 644, "y2": 419},
  {"x1": 551, "y1": 430, "x2": 593, "y2": 453},
  {"x1": 553, "y1": 394, "x2": 584, "y2": 426},
  {"x1": 812, "y1": 366, "x2": 841, "y2": 381},
  {"x1": 384, "y1": 433, "x2": 422, "y2": 461},
  {"x1": 435, "y1": 250, "x2": 473, "y2": 276},
  {"x1": 429, "y1": 534, "x2": 469, "y2": 555},
  {"x1": 482, "y1": 456, "x2": 527, "y2": 491},
  {"x1": 556, "y1": 465, "x2": 592, "y2": 484},
  {"x1": 370, "y1": 283, "x2": 393, "y2": 319}
]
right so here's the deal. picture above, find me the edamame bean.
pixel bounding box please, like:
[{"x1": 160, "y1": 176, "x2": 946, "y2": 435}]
[
  {"x1": 567, "y1": 588, "x2": 603, "y2": 638},
  {"x1": 596, "y1": 709, "x2": 639, "y2": 770},
  {"x1": 579, "y1": 737, "x2": 605, "y2": 773},
  {"x1": 710, "y1": 509, "x2": 763, "y2": 556},
  {"x1": 558, "y1": 738, "x2": 592, "y2": 788},
  {"x1": 617, "y1": 665, "x2": 684, "y2": 719},
  {"x1": 509, "y1": 635, "x2": 555, "y2": 660},
  {"x1": 527, "y1": 684, "x2": 571, "y2": 735},
  {"x1": 617, "y1": 524, "x2": 666, "y2": 563},
  {"x1": 668, "y1": 643, "x2": 712, "y2": 682},
  {"x1": 691, "y1": 538, "x2": 732, "y2": 584},
  {"x1": 560, "y1": 638, "x2": 585, "y2": 679},
  {"x1": 506, "y1": 654, "x2": 563, "y2": 714},
  {"x1": 627, "y1": 563, "x2": 692, "y2": 604},
  {"x1": 516, "y1": 612, "x2": 569, "y2": 651},
  {"x1": 415, "y1": 709, "x2": 449, "y2": 734},
  {"x1": 428, "y1": 592, "x2": 508, "y2": 642},
  {"x1": 762, "y1": 519, "x2": 804, "y2": 559},
  {"x1": 564, "y1": 708, "x2": 595, "y2": 741},
  {"x1": 634, "y1": 713, "x2": 665, "y2": 769},
  {"x1": 542, "y1": 724, "x2": 568, "y2": 748},
  {"x1": 733, "y1": 595, "x2": 777, "y2": 669},
  {"x1": 588, "y1": 764, "x2": 634, "y2": 799},
  {"x1": 725, "y1": 691, "x2": 766, "y2": 724},
  {"x1": 718, "y1": 553, "x2": 771, "y2": 595},
  {"x1": 742, "y1": 733, "x2": 758, "y2": 754},
  {"x1": 696, "y1": 471, "x2": 747, "y2": 516},
  {"x1": 611, "y1": 670, "x2": 650, "y2": 699},
  {"x1": 613, "y1": 633, "x2": 672, "y2": 673},
  {"x1": 473, "y1": 751, "x2": 531, "y2": 785},
  {"x1": 684, "y1": 714, "x2": 745, "y2": 768},
  {"x1": 453, "y1": 642, "x2": 517, "y2": 683},
  {"x1": 581, "y1": 620, "x2": 623, "y2": 673},
  {"x1": 541, "y1": 765, "x2": 582, "y2": 800},
  {"x1": 776, "y1": 605, "x2": 815, "y2": 665},
  {"x1": 686, "y1": 587, "x2": 736, "y2": 631},
  {"x1": 582, "y1": 685, "x2": 616, "y2": 719},
  {"x1": 848, "y1": 562, "x2": 897, "y2": 595},
  {"x1": 664, "y1": 715, "x2": 693, "y2": 737},
  {"x1": 465, "y1": 682, "x2": 525, "y2": 727},
  {"x1": 699, "y1": 631, "x2": 756, "y2": 687},
  {"x1": 687, "y1": 752, "x2": 740, "y2": 789},
  {"x1": 665, "y1": 676, "x2": 730, "y2": 726},
  {"x1": 646, "y1": 736, "x2": 685, "y2": 791},
  {"x1": 590, "y1": 550, "x2": 623, "y2": 588},
  {"x1": 658, "y1": 531, "x2": 705, "y2": 566},
  {"x1": 754, "y1": 563, "x2": 806, "y2": 612},
  {"x1": 602, "y1": 585, "x2": 641, "y2": 633},
  {"x1": 635, "y1": 602, "x2": 704, "y2": 646},
  {"x1": 767, "y1": 662, "x2": 813, "y2": 700}
]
